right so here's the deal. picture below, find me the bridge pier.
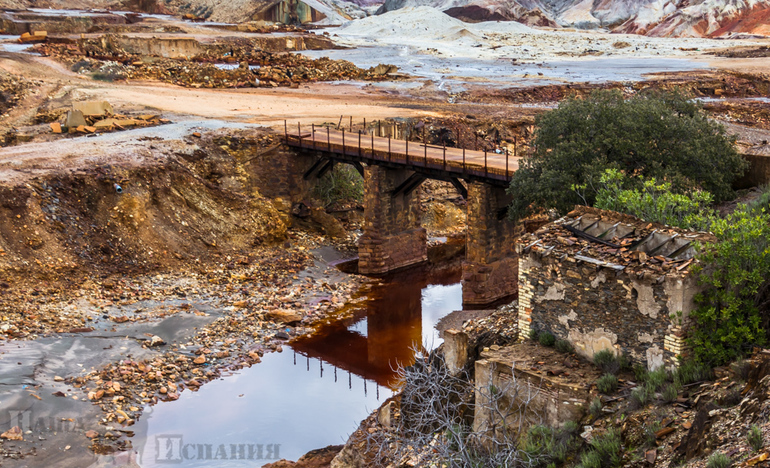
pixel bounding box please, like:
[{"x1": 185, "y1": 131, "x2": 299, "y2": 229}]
[
  {"x1": 358, "y1": 165, "x2": 427, "y2": 275},
  {"x1": 463, "y1": 182, "x2": 520, "y2": 306}
]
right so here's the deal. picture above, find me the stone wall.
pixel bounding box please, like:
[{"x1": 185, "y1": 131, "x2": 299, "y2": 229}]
[
  {"x1": 358, "y1": 166, "x2": 427, "y2": 275},
  {"x1": 517, "y1": 252, "x2": 697, "y2": 370},
  {"x1": 474, "y1": 349, "x2": 592, "y2": 432}
]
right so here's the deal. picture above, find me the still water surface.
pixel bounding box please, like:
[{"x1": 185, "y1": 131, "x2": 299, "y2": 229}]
[{"x1": 132, "y1": 265, "x2": 462, "y2": 466}]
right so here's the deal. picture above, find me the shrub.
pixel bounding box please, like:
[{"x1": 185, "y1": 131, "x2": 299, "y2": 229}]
[
  {"x1": 645, "y1": 368, "x2": 668, "y2": 392},
  {"x1": 593, "y1": 169, "x2": 715, "y2": 231},
  {"x1": 594, "y1": 350, "x2": 621, "y2": 375},
  {"x1": 539, "y1": 331, "x2": 556, "y2": 347},
  {"x1": 596, "y1": 374, "x2": 618, "y2": 394},
  {"x1": 661, "y1": 383, "x2": 679, "y2": 403},
  {"x1": 589, "y1": 429, "x2": 623, "y2": 468},
  {"x1": 529, "y1": 328, "x2": 540, "y2": 341},
  {"x1": 673, "y1": 360, "x2": 713, "y2": 385},
  {"x1": 555, "y1": 339, "x2": 574, "y2": 354},
  {"x1": 689, "y1": 206, "x2": 770, "y2": 366},
  {"x1": 706, "y1": 452, "x2": 732, "y2": 468},
  {"x1": 521, "y1": 423, "x2": 582, "y2": 467},
  {"x1": 748, "y1": 424, "x2": 763, "y2": 452},
  {"x1": 589, "y1": 397, "x2": 603, "y2": 418},
  {"x1": 633, "y1": 363, "x2": 648, "y2": 383},
  {"x1": 507, "y1": 89, "x2": 746, "y2": 222},
  {"x1": 579, "y1": 450, "x2": 602, "y2": 468},
  {"x1": 312, "y1": 164, "x2": 364, "y2": 207},
  {"x1": 630, "y1": 385, "x2": 654, "y2": 410}
]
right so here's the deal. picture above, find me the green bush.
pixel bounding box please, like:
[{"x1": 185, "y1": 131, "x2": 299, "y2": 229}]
[
  {"x1": 507, "y1": 89, "x2": 746, "y2": 222},
  {"x1": 673, "y1": 360, "x2": 713, "y2": 386},
  {"x1": 312, "y1": 164, "x2": 364, "y2": 207},
  {"x1": 661, "y1": 383, "x2": 679, "y2": 403},
  {"x1": 529, "y1": 328, "x2": 540, "y2": 341},
  {"x1": 589, "y1": 397, "x2": 603, "y2": 418},
  {"x1": 748, "y1": 424, "x2": 763, "y2": 452},
  {"x1": 689, "y1": 207, "x2": 770, "y2": 365},
  {"x1": 630, "y1": 385, "x2": 654, "y2": 409},
  {"x1": 594, "y1": 350, "x2": 621, "y2": 375},
  {"x1": 521, "y1": 423, "x2": 582, "y2": 467},
  {"x1": 596, "y1": 374, "x2": 618, "y2": 394},
  {"x1": 592, "y1": 169, "x2": 715, "y2": 231},
  {"x1": 555, "y1": 339, "x2": 574, "y2": 354},
  {"x1": 588, "y1": 429, "x2": 623, "y2": 468},
  {"x1": 645, "y1": 368, "x2": 668, "y2": 391},
  {"x1": 579, "y1": 450, "x2": 602, "y2": 468},
  {"x1": 539, "y1": 331, "x2": 556, "y2": 347},
  {"x1": 706, "y1": 452, "x2": 732, "y2": 468}
]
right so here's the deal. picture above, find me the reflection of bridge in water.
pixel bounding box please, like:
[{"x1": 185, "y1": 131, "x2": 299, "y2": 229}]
[{"x1": 289, "y1": 265, "x2": 462, "y2": 390}]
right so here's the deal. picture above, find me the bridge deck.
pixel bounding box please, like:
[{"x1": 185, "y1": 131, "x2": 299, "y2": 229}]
[{"x1": 286, "y1": 127, "x2": 520, "y2": 184}]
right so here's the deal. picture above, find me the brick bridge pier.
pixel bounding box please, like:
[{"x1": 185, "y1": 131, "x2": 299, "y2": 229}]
[{"x1": 286, "y1": 124, "x2": 522, "y2": 306}]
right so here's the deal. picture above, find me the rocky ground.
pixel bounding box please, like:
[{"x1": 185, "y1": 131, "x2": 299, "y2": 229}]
[{"x1": 0, "y1": 7, "x2": 769, "y2": 468}]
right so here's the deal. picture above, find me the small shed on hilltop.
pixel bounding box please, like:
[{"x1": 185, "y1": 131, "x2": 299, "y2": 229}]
[
  {"x1": 516, "y1": 206, "x2": 714, "y2": 370},
  {"x1": 251, "y1": 0, "x2": 327, "y2": 24}
]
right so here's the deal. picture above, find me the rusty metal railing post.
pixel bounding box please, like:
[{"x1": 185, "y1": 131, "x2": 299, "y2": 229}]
[
  {"x1": 371, "y1": 132, "x2": 374, "y2": 159},
  {"x1": 506, "y1": 148, "x2": 509, "y2": 177},
  {"x1": 443, "y1": 145, "x2": 446, "y2": 170},
  {"x1": 378, "y1": 120, "x2": 382, "y2": 137},
  {"x1": 358, "y1": 130, "x2": 362, "y2": 157},
  {"x1": 327, "y1": 126, "x2": 330, "y2": 152},
  {"x1": 312, "y1": 123, "x2": 315, "y2": 150},
  {"x1": 342, "y1": 128, "x2": 345, "y2": 156},
  {"x1": 463, "y1": 147, "x2": 466, "y2": 175},
  {"x1": 406, "y1": 137, "x2": 409, "y2": 165},
  {"x1": 363, "y1": 118, "x2": 366, "y2": 132},
  {"x1": 298, "y1": 122, "x2": 302, "y2": 147},
  {"x1": 388, "y1": 136, "x2": 391, "y2": 162},
  {"x1": 349, "y1": 116, "x2": 352, "y2": 131}
]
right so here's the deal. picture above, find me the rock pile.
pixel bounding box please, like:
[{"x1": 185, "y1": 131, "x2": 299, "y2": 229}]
[{"x1": 34, "y1": 35, "x2": 402, "y2": 89}]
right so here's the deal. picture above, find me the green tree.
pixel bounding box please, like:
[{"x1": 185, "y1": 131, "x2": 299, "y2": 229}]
[{"x1": 507, "y1": 90, "x2": 747, "y2": 221}]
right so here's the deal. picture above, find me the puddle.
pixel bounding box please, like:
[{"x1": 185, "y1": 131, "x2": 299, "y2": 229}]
[{"x1": 131, "y1": 265, "x2": 463, "y2": 466}]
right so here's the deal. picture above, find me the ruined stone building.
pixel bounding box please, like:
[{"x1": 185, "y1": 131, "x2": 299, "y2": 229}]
[
  {"x1": 516, "y1": 206, "x2": 714, "y2": 370},
  {"x1": 251, "y1": 0, "x2": 327, "y2": 24}
]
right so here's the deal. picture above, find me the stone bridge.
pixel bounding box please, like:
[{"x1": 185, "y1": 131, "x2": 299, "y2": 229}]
[{"x1": 285, "y1": 124, "x2": 523, "y2": 306}]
